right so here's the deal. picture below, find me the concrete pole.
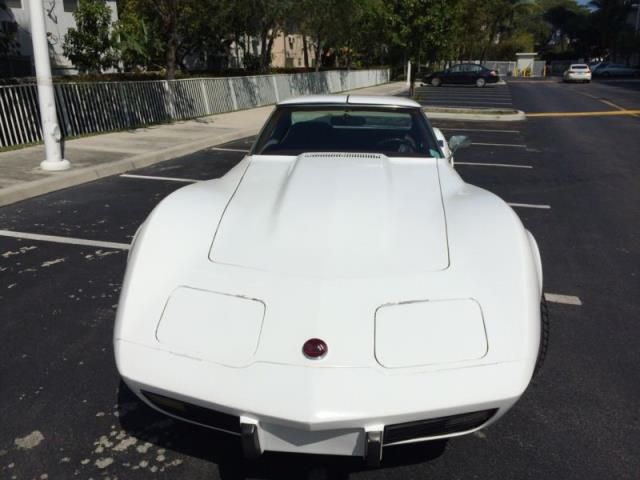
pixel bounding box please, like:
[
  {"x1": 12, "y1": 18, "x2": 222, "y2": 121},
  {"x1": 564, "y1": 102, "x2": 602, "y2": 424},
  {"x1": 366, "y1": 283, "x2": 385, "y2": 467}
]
[
  {"x1": 406, "y1": 61, "x2": 411, "y2": 86},
  {"x1": 29, "y1": 0, "x2": 70, "y2": 171}
]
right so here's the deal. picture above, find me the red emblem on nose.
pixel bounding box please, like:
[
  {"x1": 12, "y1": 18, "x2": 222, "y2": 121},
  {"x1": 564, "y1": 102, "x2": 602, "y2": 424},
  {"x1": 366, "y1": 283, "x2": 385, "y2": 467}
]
[{"x1": 302, "y1": 338, "x2": 328, "y2": 359}]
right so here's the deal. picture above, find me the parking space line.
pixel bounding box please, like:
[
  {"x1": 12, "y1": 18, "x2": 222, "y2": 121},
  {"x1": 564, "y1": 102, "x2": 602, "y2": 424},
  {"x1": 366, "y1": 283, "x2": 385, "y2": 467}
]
[
  {"x1": 527, "y1": 110, "x2": 640, "y2": 117},
  {"x1": 423, "y1": 100, "x2": 514, "y2": 105},
  {"x1": 544, "y1": 292, "x2": 583, "y2": 306},
  {"x1": 418, "y1": 94, "x2": 513, "y2": 98},
  {"x1": 0, "y1": 230, "x2": 130, "y2": 250},
  {"x1": 437, "y1": 128, "x2": 520, "y2": 134},
  {"x1": 575, "y1": 91, "x2": 628, "y2": 111},
  {"x1": 455, "y1": 162, "x2": 532, "y2": 169},
  {"x1": 598, "y1": 99, "x2": 627, "y2": 111},
  {"x1": 507, "y1": 203, "x2": 551, "y2": 209},
  {"x1": 120, "y1": 174, "x2": 200, "y2": 183},
  {"x1": 472, "y1": 142, "x2": 527, "y2": 148},
  {"x1": 210, "y1": 147, "x2": 250, "y2": 153}
]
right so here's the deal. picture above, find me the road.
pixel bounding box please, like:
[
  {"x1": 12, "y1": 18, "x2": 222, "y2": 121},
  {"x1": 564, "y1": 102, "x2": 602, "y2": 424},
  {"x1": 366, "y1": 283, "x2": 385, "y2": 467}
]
[{"x1": 1, "y1": 80, "x2": 639, "y2": 479}]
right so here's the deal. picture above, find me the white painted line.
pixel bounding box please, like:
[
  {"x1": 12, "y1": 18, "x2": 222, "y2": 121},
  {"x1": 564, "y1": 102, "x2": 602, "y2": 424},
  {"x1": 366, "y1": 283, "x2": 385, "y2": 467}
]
[
  {"x1": 472, "y1": 142, "x2": 527, "y2": 148},
  {"x1": 419, "y1": 94, "x2": 513, "y2": 99},
  {"x1": 456, "y1": 162, "x2": 532, "y2": 169},
  {"x1": 437, "y1": 127, "x2": 520, "y2": 134},
  {"x1": 545, "y1": 292, "x2": 583, "y2": 306},
  {"x1": 0, "y1": 230, "x2": 130, "y2": 250},
  {"x1": 120, "y1": 174, "x2": 200, "y2": 183},
  {"x1": 210, "y1": 147, "x2": 250, "y2": 153},
  {"x1": 418, "y1": 93, "x2": 512, "y2": 97},
  {"x1": 507, "y1": 203, "x2": 551, "y2": 210},
  {"x1": 424, "y1": 100, "x2": 514, "y2": 105}
]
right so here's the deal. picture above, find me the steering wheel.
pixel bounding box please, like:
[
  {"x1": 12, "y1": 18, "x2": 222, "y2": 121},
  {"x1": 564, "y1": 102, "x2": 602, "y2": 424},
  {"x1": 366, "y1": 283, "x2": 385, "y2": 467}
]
[{"x1": 375, "y1": 136, "x2": 416, "y2": 153}]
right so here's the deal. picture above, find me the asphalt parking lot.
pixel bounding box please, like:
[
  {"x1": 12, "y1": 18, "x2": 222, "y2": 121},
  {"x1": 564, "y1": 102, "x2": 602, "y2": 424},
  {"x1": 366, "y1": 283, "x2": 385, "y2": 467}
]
[{"x1": 1, "y1": 80, "x2": 639, "y2": 479}]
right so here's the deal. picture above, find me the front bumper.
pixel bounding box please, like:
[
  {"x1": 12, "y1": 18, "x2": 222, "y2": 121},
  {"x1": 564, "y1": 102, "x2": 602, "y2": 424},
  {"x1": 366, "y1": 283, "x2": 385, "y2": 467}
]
[{"x1": 116, "y1": 339, "x2": 531, "y2": 462}]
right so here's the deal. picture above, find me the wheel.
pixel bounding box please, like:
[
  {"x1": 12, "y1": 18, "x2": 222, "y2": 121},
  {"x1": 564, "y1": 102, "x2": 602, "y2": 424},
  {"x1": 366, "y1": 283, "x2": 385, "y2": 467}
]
[
  {"x1": 533, "y1": 297, "x2": 550, "y2": 378},
  {"x1": 431, "y1": 77, "x2": 441, "y2": 87},
  {"x1": 476, "y1": 77, "x2": 486, "y2": 88}
]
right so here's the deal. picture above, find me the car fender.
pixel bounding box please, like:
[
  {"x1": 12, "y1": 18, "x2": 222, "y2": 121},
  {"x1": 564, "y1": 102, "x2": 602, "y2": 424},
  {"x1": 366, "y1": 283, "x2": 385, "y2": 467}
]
[{"x1": 526, "y1": 230, "x2": 543, "y2": 297}]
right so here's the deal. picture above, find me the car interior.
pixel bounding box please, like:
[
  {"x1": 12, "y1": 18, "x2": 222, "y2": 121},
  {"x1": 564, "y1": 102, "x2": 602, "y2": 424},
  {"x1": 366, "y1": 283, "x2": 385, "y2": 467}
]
[{"x1": 255, "y1": 108, "x2": 441, "y2": 157}]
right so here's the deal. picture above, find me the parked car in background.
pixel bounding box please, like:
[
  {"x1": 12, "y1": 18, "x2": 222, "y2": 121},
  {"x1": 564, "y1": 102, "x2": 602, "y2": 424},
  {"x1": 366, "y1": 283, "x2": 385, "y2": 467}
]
[
  {"x1": 563, "y1": 64, "x2": 592, "y2": 83},
  {"x1": 592, "y1": 63, "x2": 640, "y2": 78},
  {"x1": 422, "y1": 63, "x2": 500, "y2": 87}
]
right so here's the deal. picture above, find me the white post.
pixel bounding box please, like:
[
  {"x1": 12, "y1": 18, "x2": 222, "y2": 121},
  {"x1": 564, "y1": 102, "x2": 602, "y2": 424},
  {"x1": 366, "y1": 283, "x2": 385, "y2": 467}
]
[
  {"x1": 406, "y1": 60, "x2": 411, "y2": 86},
  {"x1": 29, "y1": 0, "x2": 69, "y2": 171}
]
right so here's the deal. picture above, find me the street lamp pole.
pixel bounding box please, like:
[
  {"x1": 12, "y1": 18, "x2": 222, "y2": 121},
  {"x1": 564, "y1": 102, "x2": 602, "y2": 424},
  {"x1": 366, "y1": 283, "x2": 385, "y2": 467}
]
[{"x1": 29, "y1": 0, "x2": 70, "y2": 171}]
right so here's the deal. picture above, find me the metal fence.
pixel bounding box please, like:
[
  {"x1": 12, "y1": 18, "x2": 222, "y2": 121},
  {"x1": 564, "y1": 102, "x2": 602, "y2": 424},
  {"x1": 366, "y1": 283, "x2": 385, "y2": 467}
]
[{"x1": 0, "y1": 68, "x2": 390, "y2": 149}]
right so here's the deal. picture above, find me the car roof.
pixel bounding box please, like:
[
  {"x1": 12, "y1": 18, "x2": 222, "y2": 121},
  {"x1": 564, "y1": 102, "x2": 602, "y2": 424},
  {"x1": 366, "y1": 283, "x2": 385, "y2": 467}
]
[
  {"x1": 570, "y1": 64, "x2": 588, "y2": 67},
  {"x1": 277, "y1": 95, "x2": 421, "y2": 108}
]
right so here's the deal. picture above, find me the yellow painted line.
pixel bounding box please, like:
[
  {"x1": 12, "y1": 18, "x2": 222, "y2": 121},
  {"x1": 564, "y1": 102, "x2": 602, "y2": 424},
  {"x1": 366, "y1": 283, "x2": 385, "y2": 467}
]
[{"x1": 526, "y1": 110, "x2": 640, "y2": 118}]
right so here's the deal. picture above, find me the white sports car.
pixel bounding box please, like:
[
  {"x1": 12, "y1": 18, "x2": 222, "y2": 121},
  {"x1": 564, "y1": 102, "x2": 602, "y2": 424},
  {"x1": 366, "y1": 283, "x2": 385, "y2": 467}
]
[{"x1": 114, "y1": 95, "x2": 545, "y2": 466}]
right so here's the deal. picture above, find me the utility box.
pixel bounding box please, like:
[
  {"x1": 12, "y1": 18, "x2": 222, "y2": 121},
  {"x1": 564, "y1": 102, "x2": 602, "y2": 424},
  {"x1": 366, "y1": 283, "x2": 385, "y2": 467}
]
[{"x1": 516, "y1": 52, "x2": 538, "y2": 76}]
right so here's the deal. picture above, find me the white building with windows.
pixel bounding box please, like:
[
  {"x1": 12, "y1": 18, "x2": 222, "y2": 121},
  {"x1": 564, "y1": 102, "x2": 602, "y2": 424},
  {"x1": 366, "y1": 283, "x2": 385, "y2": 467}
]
[{"x1": 2, "y1": 0, "x2": 118, "y2": 75}]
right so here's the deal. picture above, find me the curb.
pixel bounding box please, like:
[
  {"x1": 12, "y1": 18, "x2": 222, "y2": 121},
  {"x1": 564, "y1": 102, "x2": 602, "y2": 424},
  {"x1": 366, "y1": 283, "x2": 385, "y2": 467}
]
[
  {"x1": 424, "y1": 108, "x2": 526, "y2": 122},
  {"x1": 0, "y1": 127, "x2": 259, "y2": 208}
]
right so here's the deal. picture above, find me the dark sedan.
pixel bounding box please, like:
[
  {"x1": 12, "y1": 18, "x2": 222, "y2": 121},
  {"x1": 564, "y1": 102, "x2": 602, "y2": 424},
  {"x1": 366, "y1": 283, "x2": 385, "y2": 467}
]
[{"x1": 422, "y1": 63, "x2": 500, "y2": 87}]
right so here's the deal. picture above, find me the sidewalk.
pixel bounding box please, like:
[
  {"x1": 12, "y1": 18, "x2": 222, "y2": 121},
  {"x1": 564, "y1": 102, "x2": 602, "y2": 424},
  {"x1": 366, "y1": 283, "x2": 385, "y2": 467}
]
[{"x1": 0, "y1": 82, "x2": 407, "y2": 207}]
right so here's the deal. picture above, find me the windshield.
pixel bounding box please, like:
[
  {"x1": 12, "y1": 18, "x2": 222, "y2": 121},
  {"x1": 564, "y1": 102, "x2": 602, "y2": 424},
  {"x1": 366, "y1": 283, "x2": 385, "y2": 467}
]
[{"x1": 252, "y1": 106, "x2": 442, "y2": 158}]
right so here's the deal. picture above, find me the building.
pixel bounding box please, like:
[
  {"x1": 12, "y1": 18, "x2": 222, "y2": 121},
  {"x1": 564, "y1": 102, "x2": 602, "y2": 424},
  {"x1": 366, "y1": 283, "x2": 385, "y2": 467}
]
[
  {"x1": 271, "y1": 32, "x2": 315, "y2": 68},
  {"x1": 228, "y1": 31, "x2": 317, "y2": 70},
  {"x1": 1, "y1": 0, "x2": 118, "y2": 75}
]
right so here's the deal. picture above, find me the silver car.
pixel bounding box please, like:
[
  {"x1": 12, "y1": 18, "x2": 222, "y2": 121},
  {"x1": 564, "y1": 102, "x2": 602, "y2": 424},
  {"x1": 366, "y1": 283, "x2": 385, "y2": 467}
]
[{"x1": 592, "y1": 63, "x2": 640, "y2": 78}]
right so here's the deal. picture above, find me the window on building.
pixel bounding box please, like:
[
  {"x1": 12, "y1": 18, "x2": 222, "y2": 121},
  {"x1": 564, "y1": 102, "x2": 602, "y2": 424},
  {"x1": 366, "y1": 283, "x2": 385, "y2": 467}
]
[
  {"x1": 63, "y1": 0, "x2": 78, "y2": 12},
  {"x1": 6, "y1": 0, "x2": 23, "y2": 8}
]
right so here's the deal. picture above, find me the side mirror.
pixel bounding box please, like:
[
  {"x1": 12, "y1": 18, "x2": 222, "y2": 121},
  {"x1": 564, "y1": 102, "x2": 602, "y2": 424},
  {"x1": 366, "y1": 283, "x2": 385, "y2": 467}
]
[{"x1": 449, "y1": 135, "x2": 471, "y2": 153}]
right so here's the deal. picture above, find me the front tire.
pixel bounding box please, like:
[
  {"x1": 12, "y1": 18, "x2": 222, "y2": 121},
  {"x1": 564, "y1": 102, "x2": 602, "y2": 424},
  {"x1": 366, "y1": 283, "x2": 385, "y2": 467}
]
[
  {"x1": 476, "y1": 77, "x2": 486, "y2": 88},
  {"x1": 431, "y1": 77, "x2": 442, "y2": 87},
  {"x1": 533, "y1": 298, "x2": 550, "y2": 378}
]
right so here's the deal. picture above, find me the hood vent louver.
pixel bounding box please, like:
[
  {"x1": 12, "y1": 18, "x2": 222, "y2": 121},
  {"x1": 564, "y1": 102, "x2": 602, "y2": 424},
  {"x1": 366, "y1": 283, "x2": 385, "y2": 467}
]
[{"x1": 300, "y1": 152, "x2": 385, "y2": 160}]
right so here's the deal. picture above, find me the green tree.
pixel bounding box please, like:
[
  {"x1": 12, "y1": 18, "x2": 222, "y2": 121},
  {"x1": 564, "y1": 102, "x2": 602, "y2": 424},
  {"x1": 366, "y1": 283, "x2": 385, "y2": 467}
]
[
  {"x1": 0, "y1": 1, "x2": 20, "y2": 58},
  {"x1": 590, "y1": 0, "x2": 633, "y2": 57},
  {"x1": 386, "y1": 0, "x2": 460, "y2": 93},
  {"x1": 63, "y1": 0, "x2": 117, "y2": 73},
  {"x1": 114, "y1": 13, "x2": 163, "y2": 71}
]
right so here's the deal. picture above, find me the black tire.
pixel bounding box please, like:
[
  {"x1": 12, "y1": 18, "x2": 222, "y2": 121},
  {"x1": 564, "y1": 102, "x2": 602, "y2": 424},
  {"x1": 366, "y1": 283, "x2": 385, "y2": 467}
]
[
  {"x1": 476, "y1": 77, "x2": 486, "y2": 88},
  {"x1": 533, "y1": 297, "x2": 550, "y2": 378},
  {"x1": 431, "y1": 77, "x2": 442, "y2": 87}
]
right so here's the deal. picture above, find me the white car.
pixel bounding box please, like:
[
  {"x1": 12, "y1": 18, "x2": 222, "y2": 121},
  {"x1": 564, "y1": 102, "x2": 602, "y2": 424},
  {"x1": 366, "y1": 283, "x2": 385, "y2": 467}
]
[
  {"x1": 114, "y1": 95, "x2": 545, "y2": 466},
  {"x1": 563, "y1": 64, "x2": 592, "y2": 83}
]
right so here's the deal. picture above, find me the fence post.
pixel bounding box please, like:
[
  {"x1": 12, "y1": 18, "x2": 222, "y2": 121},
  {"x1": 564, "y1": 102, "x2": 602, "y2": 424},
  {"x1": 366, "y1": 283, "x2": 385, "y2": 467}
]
[
  {"x1": 200, "y1": 80, "x2": 210, "y2": 115},
  {"x1": 228, "y1": 78, "x2": 238, "y2": 110},
  {"x1": 271, "y1": 75, "x2": 280, "y2": 103},
  {"x1": 163, "y1": 80, "x2": 177, "y2": 120}
]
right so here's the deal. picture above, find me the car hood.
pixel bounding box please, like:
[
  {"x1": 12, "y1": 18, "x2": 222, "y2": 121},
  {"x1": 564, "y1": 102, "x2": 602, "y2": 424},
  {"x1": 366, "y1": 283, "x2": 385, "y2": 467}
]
[{"x1": 209, "y1": 153, "x2": 449, "y2": 277}]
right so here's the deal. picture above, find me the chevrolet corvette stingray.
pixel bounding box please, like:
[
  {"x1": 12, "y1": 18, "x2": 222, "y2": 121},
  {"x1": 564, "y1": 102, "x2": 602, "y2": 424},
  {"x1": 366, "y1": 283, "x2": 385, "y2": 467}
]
[{"x1": 114, "y1": 95, "x2": 545, "y2": 466}]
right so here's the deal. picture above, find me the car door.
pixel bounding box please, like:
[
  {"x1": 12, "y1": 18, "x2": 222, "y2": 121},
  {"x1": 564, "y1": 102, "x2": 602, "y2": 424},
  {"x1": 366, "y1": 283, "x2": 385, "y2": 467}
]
[
  {"x1": 466, "y1": 64, "x2": 484, "y2": 84},
  {"x1": 444, "y1": 65, "x2": 464, "y2": 84}
]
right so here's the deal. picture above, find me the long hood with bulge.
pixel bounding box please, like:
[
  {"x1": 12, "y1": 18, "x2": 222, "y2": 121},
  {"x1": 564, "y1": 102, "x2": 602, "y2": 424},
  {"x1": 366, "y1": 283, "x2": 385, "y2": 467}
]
[{"x1": 209, "y1": 153, "x2": 450, "y2": 277}]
